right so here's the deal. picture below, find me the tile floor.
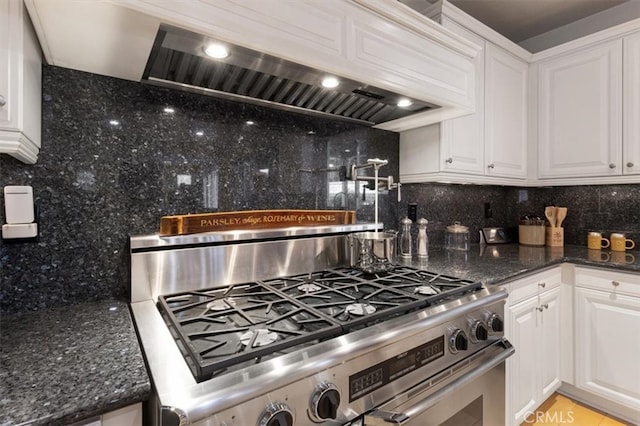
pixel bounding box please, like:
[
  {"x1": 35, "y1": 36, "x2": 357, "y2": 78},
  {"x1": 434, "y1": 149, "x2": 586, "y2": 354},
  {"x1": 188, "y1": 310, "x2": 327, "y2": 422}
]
[{"x1": 521, "y1": 392, "x2": 631, "y2": 426}]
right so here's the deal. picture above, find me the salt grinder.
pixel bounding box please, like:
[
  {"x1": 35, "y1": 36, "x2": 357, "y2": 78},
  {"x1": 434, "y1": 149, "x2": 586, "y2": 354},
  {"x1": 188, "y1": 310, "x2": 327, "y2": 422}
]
[
  {"x1": 400, "y1": 217, "x2": 413, "y2": 258},
  {"x1": 417, "y1": 218, "x2": 428, "y2": 258}
]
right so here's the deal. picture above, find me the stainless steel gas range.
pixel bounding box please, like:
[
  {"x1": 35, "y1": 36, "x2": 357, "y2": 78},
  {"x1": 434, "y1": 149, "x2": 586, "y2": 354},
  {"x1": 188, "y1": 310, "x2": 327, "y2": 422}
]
[{"x1": 130, "y1": 224, "x2": 514, "y2": 426}]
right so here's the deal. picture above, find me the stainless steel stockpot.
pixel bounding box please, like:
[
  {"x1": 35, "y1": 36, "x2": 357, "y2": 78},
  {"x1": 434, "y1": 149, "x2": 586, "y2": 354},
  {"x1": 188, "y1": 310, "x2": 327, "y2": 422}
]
[{"x1": 348, "y1": 231, "x2": 397, "y2": 273}]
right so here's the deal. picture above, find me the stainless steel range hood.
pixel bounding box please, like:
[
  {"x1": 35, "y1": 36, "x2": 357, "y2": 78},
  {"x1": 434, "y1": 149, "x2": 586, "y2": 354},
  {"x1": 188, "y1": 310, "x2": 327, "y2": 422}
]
[{"x1": 142, "y1": 25, "x2": 438, "y2": 126}]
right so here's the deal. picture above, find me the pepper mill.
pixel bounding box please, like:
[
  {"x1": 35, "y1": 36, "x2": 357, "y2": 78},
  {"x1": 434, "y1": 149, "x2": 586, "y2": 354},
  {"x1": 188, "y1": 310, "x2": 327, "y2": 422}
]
[
  {"x1": 400, "y1": 217, "x2": 413, "y2": 259},
  {"x1": 417, "y1": 218, "x2": 428, "y2": 258}
]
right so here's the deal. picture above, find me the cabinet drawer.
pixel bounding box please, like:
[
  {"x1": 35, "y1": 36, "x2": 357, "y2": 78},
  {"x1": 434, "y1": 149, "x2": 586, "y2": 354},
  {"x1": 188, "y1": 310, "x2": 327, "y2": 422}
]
[
  {"x1": 575, "y1": 267, "x2": 640, "y2": 297},
  {"x1": 508, "y1": 267, "x2": 562, "y2": 305}
]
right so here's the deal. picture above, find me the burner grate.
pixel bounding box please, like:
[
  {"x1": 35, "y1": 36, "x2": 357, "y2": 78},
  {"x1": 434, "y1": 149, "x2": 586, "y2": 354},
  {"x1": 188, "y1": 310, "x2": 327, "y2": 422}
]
[
  {"x1": 265, "y1": 270, "x2": 427, "y2": 328},
  {"x1": 158, "y1": 282, "x2": 342, "y2": 380},
  {"x1": 157, "y1": 266, "x2": 483, "y2": 382}
]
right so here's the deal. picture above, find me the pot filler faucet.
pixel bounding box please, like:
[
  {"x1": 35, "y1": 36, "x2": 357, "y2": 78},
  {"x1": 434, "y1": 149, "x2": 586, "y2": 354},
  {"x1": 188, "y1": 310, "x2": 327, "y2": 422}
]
[{"x1": 350, "y1": 158, "x2": 401, "y2": 228}]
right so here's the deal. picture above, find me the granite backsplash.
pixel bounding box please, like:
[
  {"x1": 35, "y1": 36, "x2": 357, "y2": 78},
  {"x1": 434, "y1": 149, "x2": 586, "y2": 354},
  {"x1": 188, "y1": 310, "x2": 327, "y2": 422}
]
[
  {"x1": 399, "y1": 183, "x2": 640, "y2": 247},
  {"x1": 1, "y1": 66, "x2": 639, "y2": 314},
  {"x1": 0, "y1": 65, "x2": 398, "y2": 314}
]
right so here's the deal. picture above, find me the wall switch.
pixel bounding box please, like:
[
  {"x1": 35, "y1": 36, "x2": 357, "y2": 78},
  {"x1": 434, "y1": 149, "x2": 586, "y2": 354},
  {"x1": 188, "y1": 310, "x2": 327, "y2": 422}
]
[
  {"x1": 408, "y1": 203, "x2": 418, "y2": 222},
  {"x1": 4, "y1": 186, "x2": 35, "y2": 224}
]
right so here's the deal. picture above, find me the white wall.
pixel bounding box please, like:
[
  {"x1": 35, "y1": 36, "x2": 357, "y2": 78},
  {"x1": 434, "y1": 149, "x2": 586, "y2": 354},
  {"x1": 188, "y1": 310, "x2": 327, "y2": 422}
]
[{"x1": 519, "y1": 0, "x2": 640, "y2": 52}]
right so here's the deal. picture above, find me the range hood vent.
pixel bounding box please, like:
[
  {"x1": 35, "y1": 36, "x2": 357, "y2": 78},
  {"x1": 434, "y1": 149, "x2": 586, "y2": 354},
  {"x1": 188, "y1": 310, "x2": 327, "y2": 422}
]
[{"x1": 142, "y1": 25, "x2": 438, "y2": 126}]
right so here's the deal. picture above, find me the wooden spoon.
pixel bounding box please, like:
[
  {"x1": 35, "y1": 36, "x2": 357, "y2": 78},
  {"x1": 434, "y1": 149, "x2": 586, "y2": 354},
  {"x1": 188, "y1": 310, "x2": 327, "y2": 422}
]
[
  {"x1": 556, "y1": 207, "x2": 567, "y2": 227},
  {"x1": 545, "y1": 206, "x2": 556, "y2": 228}
]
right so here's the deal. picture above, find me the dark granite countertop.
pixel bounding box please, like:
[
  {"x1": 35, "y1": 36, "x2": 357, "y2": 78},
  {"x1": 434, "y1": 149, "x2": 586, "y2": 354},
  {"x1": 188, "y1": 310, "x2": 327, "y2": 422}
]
[
  {"x1": 1, "y1": 245, "x2": 638, "y2": 426},
  {"x1": 404, "y1": 243, "x2": 640, "y2": 284},
  {"x1": 0, "y1": 300, "x2": 150, "y2": 426}
]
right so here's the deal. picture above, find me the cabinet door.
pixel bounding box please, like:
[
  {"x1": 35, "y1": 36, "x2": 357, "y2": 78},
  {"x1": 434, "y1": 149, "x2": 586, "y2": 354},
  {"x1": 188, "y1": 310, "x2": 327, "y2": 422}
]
[
  {"x1": 624, "y1": 32, "x2": 640, "y2": 175},
  {"x1": 507, "y1": 296, "x2": 539, "y2": 425},
  {"x1": 538, "y1": 40, "x2": 622, "y2": 178},
  {"x1": 439, "y1": 18, "x2": 485, "y2": 175},
  {"x1": 0, "y1": 0, "x2": 15, "y2": 127},
  {"x1": 575, "y1": 287, "x2": 640, "y2": 410},
  {"x1": 485, "y1": 43, "x2": 527, "y2": 179},
  {"x1": 539, "y1": 287, "x2": 562, "y2": 400}
]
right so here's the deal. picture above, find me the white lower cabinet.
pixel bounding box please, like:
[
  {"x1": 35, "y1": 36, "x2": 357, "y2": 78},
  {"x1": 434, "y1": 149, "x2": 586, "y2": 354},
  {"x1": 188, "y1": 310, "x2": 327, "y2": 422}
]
[
  {"x1": 575, "y1": 268, "x2": 640, "y2": 412},
  {"x1": 506, "y1": 269, "x2": 562, "y2": 426},
  {"x1": 78, "y1": 403, "x2": 142, "y2": 426}
]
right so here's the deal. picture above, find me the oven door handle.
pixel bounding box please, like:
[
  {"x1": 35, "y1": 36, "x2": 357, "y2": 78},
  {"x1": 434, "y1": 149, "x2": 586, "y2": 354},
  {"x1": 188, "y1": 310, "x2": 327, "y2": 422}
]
[{"x1": 363, "y1": 339, "x2": 514, "y2": 426}]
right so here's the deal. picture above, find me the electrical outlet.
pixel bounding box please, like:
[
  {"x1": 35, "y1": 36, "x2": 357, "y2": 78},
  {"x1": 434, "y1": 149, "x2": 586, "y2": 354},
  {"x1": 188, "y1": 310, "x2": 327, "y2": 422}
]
[
  {"x1": 484, "y1": 202, "x2": 493, "y2": 219},
  {"x1": 408, "y1": 203, "x2": 418, "y2": 222}
]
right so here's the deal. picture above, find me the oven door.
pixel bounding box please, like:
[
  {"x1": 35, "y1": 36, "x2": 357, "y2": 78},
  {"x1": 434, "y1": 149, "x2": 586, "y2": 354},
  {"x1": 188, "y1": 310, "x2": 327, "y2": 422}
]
[{"x1": 360, "y1": 339, "x2": 514, "y2": 426}]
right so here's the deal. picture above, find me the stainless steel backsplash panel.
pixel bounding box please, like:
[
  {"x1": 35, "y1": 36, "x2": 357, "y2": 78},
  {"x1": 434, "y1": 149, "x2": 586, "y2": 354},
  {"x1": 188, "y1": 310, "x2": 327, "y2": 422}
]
[{"x1": 130, "y1": 224, "x2": 378, "y2": 302}]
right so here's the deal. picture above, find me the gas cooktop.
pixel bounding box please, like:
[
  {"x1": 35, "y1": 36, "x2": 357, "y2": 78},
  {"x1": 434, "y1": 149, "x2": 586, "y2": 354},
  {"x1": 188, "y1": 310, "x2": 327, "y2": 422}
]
[{"x1": 158, "y1": 266, "x2": 482, "y2": 382}]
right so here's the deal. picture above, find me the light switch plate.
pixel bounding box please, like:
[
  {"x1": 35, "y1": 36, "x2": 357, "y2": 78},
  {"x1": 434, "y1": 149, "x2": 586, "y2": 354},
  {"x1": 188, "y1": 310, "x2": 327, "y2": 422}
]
[
  {"x1": 2, "y1": 223, "x2": 38, "y2": 239},
  {"x1": 4, "y1": 186, "x2": 34, "y2": 224}
]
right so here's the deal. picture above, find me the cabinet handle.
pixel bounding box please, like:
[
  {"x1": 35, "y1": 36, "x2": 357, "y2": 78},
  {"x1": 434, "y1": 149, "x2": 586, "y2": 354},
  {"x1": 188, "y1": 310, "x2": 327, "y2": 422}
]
[
  {"x1": 445, "y1": 158, "x2": 453, "y2": 164},
  {"x1": 612, "y1": 281, "x2": 620, "y2": 287},
  {"x1": 537, "y1": 304, "x2": 549, "y2": 312},
  {"x1": 487, "y1": 163, "x2": 495, "y2": 169},
  {"x1": 609, "y1": 163, "x2": 616, "y2": 169},
  {"x1": 538, "y1": 282, "x2": 546, "y2": 288},
  {"x1": 0, "y1": 94, "x2": 6, "y2": 107},
  {"x1": 627, "y1": 162, "x2": 635, "y2": 168}
]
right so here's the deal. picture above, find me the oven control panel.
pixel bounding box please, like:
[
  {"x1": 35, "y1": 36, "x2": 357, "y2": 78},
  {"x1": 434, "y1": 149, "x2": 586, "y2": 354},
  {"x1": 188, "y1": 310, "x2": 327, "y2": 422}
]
[{"x1": 348, "y1": 336, "x2": 445, "y2": 401}]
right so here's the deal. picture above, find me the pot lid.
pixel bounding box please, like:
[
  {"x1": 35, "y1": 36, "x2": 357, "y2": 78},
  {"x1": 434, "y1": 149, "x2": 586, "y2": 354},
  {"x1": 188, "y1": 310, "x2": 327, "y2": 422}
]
[{"x1": 446, "y1": 221, "x2": 469, "y2": 233}]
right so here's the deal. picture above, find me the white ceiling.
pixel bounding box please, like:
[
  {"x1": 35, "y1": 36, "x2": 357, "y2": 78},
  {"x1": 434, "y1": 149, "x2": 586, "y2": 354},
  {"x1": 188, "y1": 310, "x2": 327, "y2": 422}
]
[{"x1": 449, "y1": 0, "x2": 630, "y2": 43}]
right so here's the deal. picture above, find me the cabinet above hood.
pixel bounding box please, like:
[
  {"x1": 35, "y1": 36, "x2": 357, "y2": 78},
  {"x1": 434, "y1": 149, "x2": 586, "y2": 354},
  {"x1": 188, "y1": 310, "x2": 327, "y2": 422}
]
[{"x1": 25, "y1": 0, "x2": 480, "y2": 131}]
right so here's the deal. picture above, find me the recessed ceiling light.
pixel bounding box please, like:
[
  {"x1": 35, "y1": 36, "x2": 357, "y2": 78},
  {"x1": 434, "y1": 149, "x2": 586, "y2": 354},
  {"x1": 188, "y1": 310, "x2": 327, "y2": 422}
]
[
  {"x1": 164, "y1": 107, "x2": 175, "y2": 114},
  {"x1": 203, "y1": 43, "x2": 230, "y2": 59},
  {"x1": 195, "y1": 131, "x2": 204, "y2": 136},
  {"x1": 397, "y1": 99, "x2": 413, "y2": 108},
  {"x1": 322, "y1": 76, "x2": 340, "y2": 88},
  {"x1": 246, "y1": 120, "x2": 255, "y2": 125}
]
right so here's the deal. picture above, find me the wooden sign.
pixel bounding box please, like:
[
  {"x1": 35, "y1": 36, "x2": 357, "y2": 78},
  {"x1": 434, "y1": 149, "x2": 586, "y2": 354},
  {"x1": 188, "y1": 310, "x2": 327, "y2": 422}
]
[{"x1": 160, "y1": 209, "x2": 356, "y2": 236}]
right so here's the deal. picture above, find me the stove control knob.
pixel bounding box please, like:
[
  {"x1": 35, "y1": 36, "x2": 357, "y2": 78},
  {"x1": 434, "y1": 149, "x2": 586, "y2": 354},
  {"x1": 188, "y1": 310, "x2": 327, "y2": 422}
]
[
  {"x1": 449, "y1": 329, "x2": 468, "y2": 354},
  {"x1": 470, "y1": 320, "x2": 489, "y2": 343},
  {"x1": 258, "y1": 402, "x2": 294, "y2": 426},
  {"x1": 487, "y1": 314, "x2": 504, "y2": 333},
  {"x1": 310, "y1": 382, "x2": 341, "y2": 421}
]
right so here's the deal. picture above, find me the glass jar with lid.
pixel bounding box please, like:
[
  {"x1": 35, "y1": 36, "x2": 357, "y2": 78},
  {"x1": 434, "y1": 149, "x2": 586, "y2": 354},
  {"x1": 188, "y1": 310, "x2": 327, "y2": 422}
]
[{"x1": 445, "y1": 222, "x2": 470, "y2": 251}]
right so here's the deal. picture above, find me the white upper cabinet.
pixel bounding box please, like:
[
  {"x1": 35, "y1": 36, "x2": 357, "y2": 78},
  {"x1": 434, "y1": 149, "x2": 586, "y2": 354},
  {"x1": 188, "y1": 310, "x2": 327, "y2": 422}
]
[
  {"x1": 533, "y1": 20, "x2": 640, "y2": 185},
  {"x1": 624, "y1": 32, "x2": 640, "y2": 175},
  {"x1": 399, "y1": 3, "x2": 529, "y2": 185},
  {"x1": 484, "y1": 44, "x2": 528, "y2": 179},
  {"x1": 437, "y1": 19, "x2": 486, "y2": 176},
  {"x1": 0, "y1": 0, "x2": 42, "y2": 164},
  {"x1": 537, "y1": 40, "x2": 623, "y2": 179},
  {"x1": 399, "y1": 17, "x2": 488, "y2": 183}
]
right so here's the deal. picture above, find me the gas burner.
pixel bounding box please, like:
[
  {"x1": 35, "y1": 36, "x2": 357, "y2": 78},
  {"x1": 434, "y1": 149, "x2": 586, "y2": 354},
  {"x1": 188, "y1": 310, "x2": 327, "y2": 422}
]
[
  {"x1": 298, "y1": 283, "x2": 322, "y2": 293},
  {"x1": 240, "y1": 329, "x2": 278, "y2": 347},
  {"x1": 206, "y1": 298, "x2": 237, "y2": 311},
  {"x1": 414, "y1": 285, "x2": 440, "y2": 296},
  {"x1": 345, "y1": 303, "x2": 377, "y2": 316}
]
